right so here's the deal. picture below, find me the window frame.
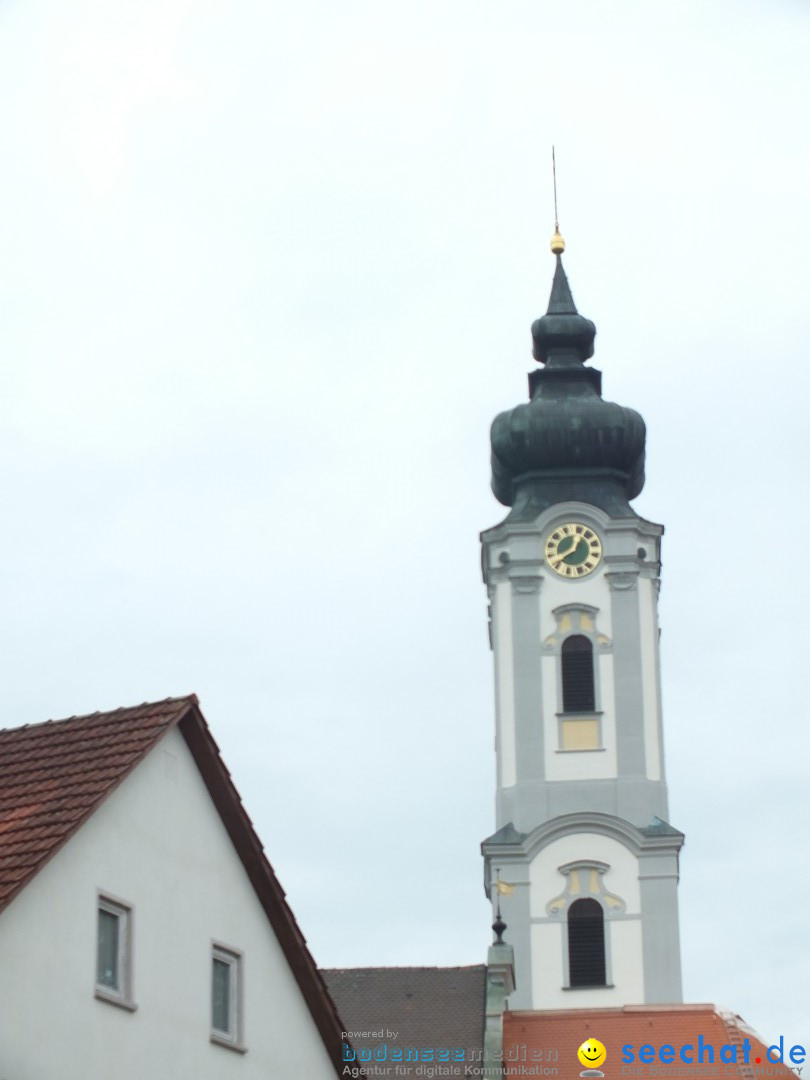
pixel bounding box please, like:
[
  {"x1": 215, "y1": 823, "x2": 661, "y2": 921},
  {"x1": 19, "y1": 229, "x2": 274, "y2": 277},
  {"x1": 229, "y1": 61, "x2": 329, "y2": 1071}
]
[
  {"x1": 95, "y1": 892, "x2": 136, "y2": 1011},
  {"x1": 210, "y1": 942, "x2": 246, "y2": 1054},
  {"x1": 558, "y1": 633, "x2": 602, "y2": 751},
  {"x1": 561, "y1": 634, "x2": 596, "y2": 713},
  {"x1": 545, "y1": 605, "x2": 612, "y2": 754},
  {"x1": 566, "y1": 897, "x2": 608, "y2": 989}
]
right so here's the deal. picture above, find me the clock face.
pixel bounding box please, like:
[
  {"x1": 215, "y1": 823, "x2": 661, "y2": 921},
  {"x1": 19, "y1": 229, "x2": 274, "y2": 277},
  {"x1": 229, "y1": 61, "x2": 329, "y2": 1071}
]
[{"x1": 545, "y1": 523, "x2": 603, "y2": 578}]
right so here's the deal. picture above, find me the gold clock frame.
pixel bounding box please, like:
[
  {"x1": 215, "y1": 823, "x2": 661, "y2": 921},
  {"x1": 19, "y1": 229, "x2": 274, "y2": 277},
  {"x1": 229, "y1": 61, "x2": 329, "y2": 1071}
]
[{"x1": 545, "y1": 523, "x2": 603, "y2": 578}]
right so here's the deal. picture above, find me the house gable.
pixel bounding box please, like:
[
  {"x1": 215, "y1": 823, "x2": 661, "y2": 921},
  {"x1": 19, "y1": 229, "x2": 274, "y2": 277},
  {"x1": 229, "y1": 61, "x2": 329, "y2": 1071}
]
[{"x1": 0, "y1": 697, "x2": 343, "y2": 1077}]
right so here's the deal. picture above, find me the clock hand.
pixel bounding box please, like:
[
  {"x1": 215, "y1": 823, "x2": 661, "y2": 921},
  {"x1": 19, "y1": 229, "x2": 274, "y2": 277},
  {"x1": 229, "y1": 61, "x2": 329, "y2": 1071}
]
[{"x1": 562, "y1": 535, "x2": 584, "y2": 560}]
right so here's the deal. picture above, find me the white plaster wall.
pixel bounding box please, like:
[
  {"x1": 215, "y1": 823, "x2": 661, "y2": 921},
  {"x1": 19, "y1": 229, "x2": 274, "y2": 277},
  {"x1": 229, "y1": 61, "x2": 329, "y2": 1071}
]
[
  {"x1": 608, "y1": 920, "x2": 645, "y2": 1001},
  {"x1": 596, "y1": 651, "x2": 617, "y2": 773},
  {"x1": 537, "y1": 565, "x2": 613, "y2": 636},
  {"x1": 541, "y1": 651, "x2": 558, "y2": 764},
  {"x1": 528, "y1": 832, "x2": 641, "y2": 917},
  {"x1": 527, "y1": 832, "x2": 646, "y2": 1009},
  {"x1": 529, "y1": 919, "x2": 644, "y2": 1008},
  {"x1": 493, "y1": 579, "x2": 516, "y2": 788},
  {"x1": 530, "y1": 921, "x2": 565, "y2": 998},
  {"x1": 639, "y1": 577, "x2": 663, "y2": 781},
  {"x1": 0, "y1": 727, "x2": 336, "y2": 1080}
]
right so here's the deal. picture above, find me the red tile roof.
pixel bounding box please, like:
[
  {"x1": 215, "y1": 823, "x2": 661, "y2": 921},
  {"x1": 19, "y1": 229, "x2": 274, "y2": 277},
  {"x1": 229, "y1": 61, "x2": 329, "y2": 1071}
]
[
  {"x1": 0, "y1": 695, "x2": 195, "y2": 911},
  {"x1": 0, "y1": 694, "x2": 346, "y2": 1074},
  {"x1": 504, "y1": 1006, "x2": 794, "y2": 1080}
]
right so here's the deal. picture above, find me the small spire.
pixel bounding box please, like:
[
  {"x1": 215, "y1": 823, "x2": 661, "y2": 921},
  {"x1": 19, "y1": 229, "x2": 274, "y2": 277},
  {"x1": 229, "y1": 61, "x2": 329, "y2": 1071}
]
[
  {"x1": 550, "y1": 146, "x2": 566, "y2": 254},
  {"x1": 530, "y1": 249, "x2": 596, "y2": 364},
  {"x1": 492, "y1": 911, "x2": 507, "y2": 944},
  {"x1": 546, "y1": 258, "x2": 577, "y2": 315}
]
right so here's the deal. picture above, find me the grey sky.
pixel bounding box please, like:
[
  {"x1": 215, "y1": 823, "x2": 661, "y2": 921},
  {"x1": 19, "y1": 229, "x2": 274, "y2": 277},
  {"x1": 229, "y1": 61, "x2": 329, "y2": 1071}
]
[{"x1": 1, "y1": 0, "x2": 808, "y2": 1046}]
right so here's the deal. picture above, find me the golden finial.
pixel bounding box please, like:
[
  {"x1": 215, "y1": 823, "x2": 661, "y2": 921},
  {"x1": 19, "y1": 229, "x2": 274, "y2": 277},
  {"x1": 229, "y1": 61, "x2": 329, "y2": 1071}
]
[{"x1": 550, "y1": 146, "x2": 566, "y2": 254}]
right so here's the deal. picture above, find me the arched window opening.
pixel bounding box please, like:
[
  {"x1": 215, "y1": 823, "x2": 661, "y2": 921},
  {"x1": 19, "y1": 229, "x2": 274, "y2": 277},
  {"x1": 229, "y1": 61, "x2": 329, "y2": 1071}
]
[
  {"x1": 568, "y1": 898, "x2": 606, "y2": 987},
  {"x1": 561, "y1": 636, "x2": 595, "y2": 713}
]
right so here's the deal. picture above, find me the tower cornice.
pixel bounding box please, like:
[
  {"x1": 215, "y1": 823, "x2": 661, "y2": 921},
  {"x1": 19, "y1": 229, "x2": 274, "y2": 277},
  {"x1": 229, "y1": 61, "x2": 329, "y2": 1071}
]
[{"x1": 482, "y1": 812, "x2": 684, "y2": 865}]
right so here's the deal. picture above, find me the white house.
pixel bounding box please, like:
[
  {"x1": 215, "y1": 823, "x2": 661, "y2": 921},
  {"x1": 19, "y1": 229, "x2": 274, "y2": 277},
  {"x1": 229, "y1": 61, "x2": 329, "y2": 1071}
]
[{"x1": 0, "y1": 694, "x2": 344, "y2": 1078}]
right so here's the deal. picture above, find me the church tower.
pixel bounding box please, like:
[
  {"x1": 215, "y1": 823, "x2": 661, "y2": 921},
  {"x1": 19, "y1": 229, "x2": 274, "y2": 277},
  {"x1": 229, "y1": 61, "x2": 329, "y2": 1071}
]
[{"x1": 480, "y1": 228, "x2": 683, "y2": 1010}]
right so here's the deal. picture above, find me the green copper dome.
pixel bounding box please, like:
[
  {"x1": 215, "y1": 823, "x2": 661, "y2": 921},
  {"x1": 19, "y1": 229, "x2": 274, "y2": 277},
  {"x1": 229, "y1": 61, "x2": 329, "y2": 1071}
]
[{"x1": 490, "y1": 255, "x2": 646, "y2": 519}]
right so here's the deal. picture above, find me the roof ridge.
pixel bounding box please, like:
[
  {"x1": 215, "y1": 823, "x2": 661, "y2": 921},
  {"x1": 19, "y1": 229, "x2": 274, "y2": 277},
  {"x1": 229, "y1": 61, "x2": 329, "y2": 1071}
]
[
  {"x1": 0, "y1": 693, "x2": 199, "y2": 735},
  {"x1": 321, "y1": 964, "x2": 488, "y2": 974},
  {"x1": 621, "y1": 1003, "x2": 718, "y2": 1013},
  {"x1": 717, "y1": 1009, "x2": 766, "y2": 1049},
  {"x1": 507, "y1": 1003, "x2": 720, "y2": 1018}
]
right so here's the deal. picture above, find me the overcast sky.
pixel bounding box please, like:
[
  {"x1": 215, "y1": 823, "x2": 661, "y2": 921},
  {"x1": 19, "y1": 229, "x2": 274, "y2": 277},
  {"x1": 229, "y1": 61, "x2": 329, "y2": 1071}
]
[{"x1": 1, "y1": 0, "x2": 808, "y2": 1047}]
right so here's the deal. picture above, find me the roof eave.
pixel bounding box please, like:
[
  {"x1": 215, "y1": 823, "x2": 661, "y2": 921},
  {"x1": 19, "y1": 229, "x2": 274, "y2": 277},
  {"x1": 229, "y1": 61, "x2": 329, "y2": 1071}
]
[{"x1": 179, "y1": 706, "x2": 347, "y2": 1076}]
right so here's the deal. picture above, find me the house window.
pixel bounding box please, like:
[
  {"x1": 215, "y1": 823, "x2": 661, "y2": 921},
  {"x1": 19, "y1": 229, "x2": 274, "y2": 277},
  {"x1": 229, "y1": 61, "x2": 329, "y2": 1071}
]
[
  {"x1": 561, "y1": 635, "x2": 595, "y2": 712},
  {"x1": 567, "y1": 897, "x2": 606, "y2": 987},
  {"x1": 95, "y1": 895, "x2": 135, "y2": 1009},
  {"x1": 211, "y1": 945, "x2": 245, "y2": 1051}
]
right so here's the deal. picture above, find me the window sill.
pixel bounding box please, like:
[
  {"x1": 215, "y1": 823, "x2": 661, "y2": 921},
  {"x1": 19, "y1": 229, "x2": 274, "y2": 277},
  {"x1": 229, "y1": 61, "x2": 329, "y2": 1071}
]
[
  {"x1": 95, "y1": 986, "x2": 137, "y2": 1012},
  {"x1": 555, "y1": 747, "x2": 605, "y2": 754},
  {"x1": 562, "y1": 984, "x2": 614, "y2": 991},
  {"x1": 211, "y1": 1033, "x2": 248, "y2": 1055}
]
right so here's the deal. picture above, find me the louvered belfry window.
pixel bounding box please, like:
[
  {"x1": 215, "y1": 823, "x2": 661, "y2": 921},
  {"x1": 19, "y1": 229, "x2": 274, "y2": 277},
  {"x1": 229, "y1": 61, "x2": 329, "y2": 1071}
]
[
  {"x1": 561, "y1": 635, "x2": 595, "y2": 713},
  {"x1": 568, "y1": 898, "x2": 606, "y2": 987}
]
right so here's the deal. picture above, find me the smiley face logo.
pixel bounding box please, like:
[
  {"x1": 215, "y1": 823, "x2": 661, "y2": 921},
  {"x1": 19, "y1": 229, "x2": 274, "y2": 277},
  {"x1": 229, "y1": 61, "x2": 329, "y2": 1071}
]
[{"x1": 577, "y1": 1039, "x2": 607, "y2": 1070}]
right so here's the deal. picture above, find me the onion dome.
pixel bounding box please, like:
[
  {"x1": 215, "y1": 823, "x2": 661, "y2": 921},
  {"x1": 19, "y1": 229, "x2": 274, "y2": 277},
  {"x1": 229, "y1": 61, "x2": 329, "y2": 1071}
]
[{"x1": 490, "y1": 238, "x2": 646, "y2": 519}]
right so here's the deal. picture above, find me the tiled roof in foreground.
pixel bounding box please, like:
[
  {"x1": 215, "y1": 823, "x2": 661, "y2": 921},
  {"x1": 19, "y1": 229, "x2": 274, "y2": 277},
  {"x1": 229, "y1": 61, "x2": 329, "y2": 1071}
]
[
  {"x1": 0, "y1": 695, "x2": 195, "y2": 911},
  {"x1": 505, "y1": 1005, "x2": 794, "y2": 1079}
]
